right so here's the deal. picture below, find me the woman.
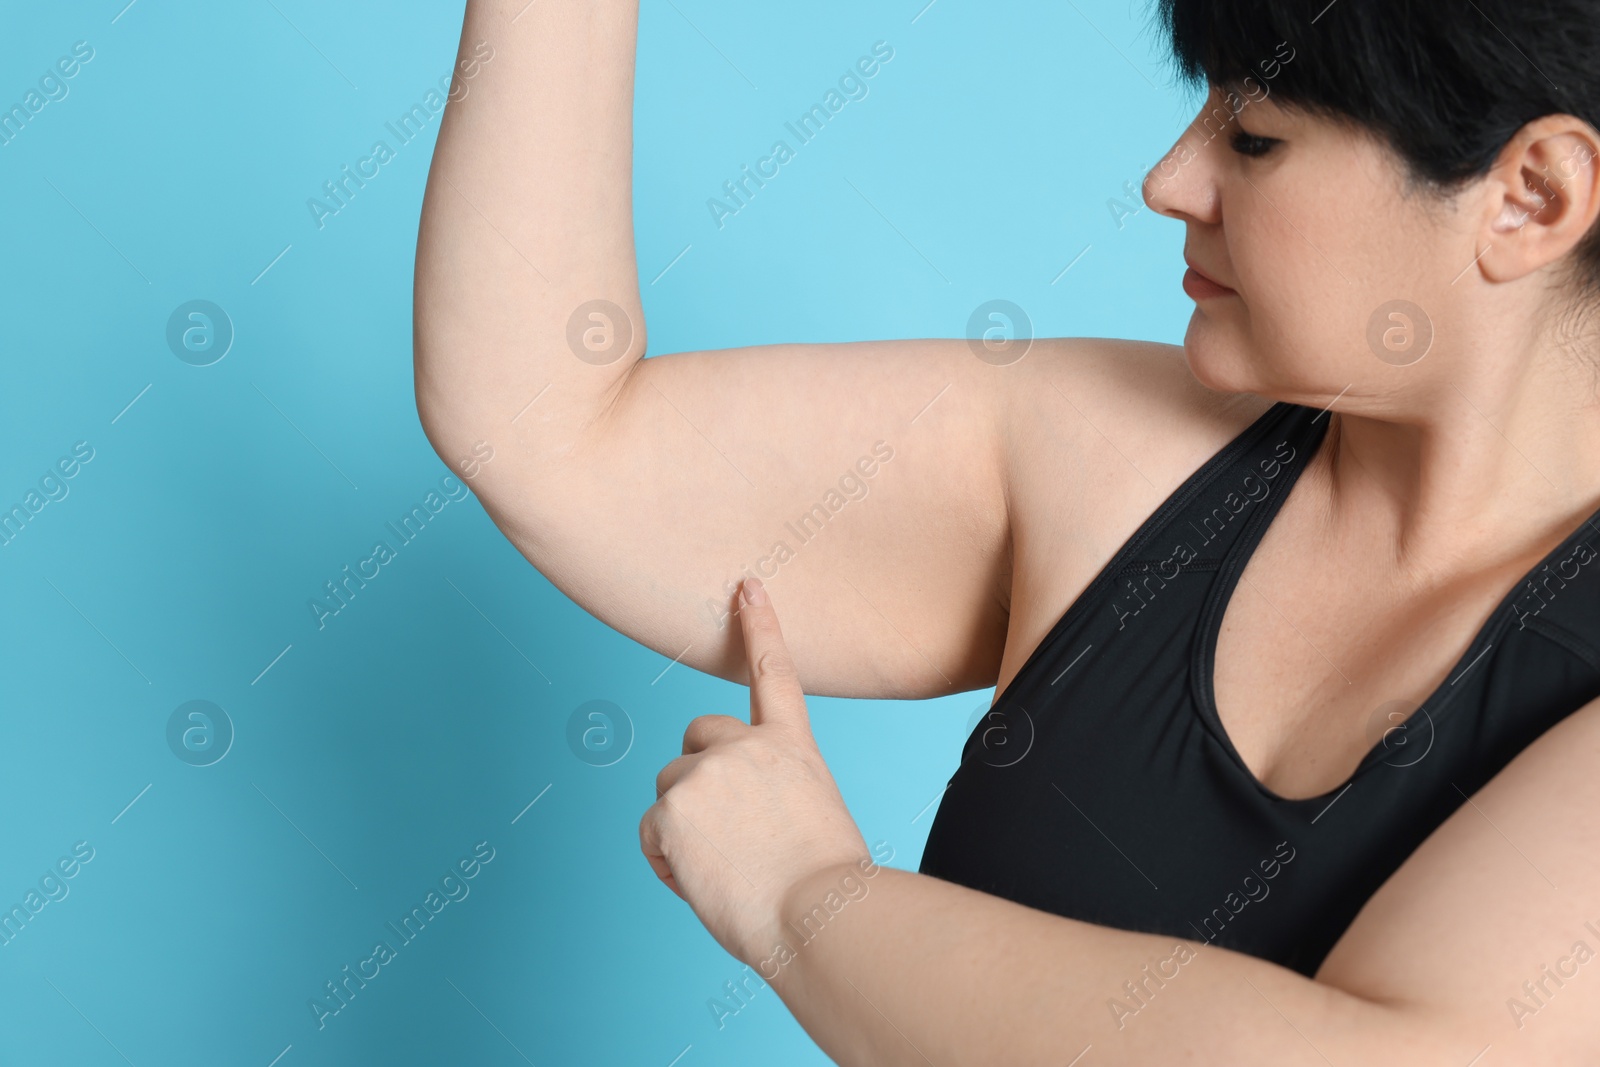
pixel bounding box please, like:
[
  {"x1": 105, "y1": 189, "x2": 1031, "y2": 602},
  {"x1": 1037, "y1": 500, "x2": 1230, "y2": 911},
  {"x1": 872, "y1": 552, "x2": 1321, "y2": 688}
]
[{"x1": 413, "y1": 0, "x2": 1600, "y2": 1061}]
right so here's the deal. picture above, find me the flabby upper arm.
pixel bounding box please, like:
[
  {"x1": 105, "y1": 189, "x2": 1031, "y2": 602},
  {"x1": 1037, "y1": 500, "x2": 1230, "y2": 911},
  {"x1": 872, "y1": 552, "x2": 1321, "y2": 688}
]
[{"x1": 469, "y1": 336, "x2": 1019, "y2": 700}]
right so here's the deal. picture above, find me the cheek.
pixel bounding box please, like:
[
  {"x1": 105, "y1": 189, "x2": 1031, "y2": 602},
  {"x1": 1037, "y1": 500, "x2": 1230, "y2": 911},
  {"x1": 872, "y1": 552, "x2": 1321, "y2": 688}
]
[
  {"x1": 1182, "y1": 202, "x2": 1365, "y2": 396},
  {"x1": 1234, "y1": 185, "x2": 1335, "y2": 316},
  {"x1": 1185, "y1": 133, "x2": 1460, "y2": 400}
]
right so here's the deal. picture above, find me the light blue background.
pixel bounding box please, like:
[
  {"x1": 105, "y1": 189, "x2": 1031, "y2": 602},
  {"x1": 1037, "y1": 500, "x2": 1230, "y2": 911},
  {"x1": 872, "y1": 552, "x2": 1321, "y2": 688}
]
[{"x1": 0, "y1": 1, "x2": 1205, "y2": 1063}]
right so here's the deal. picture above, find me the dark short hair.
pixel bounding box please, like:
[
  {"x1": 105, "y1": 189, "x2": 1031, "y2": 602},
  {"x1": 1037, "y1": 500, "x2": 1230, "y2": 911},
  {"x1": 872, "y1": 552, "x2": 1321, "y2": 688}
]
[{"x1": 1152, "y1": 0, "x2": 1600, "y2": 307}]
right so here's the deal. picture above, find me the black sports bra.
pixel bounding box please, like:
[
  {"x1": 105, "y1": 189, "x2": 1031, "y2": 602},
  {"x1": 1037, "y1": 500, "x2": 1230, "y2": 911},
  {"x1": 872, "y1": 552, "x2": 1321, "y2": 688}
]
[{"x1": 919, "y1": 400, "x2": 1600, "y2": 977}]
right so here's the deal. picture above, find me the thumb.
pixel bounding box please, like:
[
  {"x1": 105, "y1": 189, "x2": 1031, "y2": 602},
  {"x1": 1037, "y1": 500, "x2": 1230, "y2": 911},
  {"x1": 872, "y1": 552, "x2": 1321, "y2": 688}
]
[{"x1": 738, "y1": 578, "x2": 811, "y2": 732}]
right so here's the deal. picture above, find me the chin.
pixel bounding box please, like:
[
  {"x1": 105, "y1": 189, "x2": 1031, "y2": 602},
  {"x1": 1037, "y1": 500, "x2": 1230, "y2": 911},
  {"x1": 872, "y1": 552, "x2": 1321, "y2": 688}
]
[{"x1": 1181, "y1": 318, "x2": 1258, "y2": 395}]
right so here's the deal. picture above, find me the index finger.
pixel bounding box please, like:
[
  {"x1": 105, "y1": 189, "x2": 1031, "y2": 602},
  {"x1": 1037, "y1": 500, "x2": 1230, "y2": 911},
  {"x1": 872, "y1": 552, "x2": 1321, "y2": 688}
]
[{"x1": 738, "y1": 577, "x2": 810, "y2": 731}]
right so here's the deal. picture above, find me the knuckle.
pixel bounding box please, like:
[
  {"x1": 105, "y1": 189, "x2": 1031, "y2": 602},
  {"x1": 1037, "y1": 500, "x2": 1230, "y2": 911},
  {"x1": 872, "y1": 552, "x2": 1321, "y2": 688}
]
[
  {"x1": 638, "y1": 803, "x2": 663, "y2": 845},
  {"x1": 756, "y1": 649, "x2": 797, "y2": 681},
  {"x1": 680, "y1": 719, "x2": 705, "y2": 752},
  {"x1": 653, "y1": 756, "x2": 682, "y2": 798},
  {"x1": 690, "y1": 751, "x2": 727, "y2": 784},
  {"x1": 682, "y1": 713, "x2": 741, "y2": 752}
]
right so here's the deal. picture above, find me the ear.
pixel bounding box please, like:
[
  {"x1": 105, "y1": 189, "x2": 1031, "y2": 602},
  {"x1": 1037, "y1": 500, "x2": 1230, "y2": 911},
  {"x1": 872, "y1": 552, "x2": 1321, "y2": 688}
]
[{"x1": 1478, "y1": 115, "x2": 1600, "y2": 285}]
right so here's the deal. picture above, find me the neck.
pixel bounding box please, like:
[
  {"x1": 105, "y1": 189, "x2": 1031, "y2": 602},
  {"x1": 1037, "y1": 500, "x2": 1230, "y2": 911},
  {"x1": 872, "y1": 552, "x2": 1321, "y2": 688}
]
[{"x1": 1311, "y1": 339, "x2": 1600, "y2": 581}]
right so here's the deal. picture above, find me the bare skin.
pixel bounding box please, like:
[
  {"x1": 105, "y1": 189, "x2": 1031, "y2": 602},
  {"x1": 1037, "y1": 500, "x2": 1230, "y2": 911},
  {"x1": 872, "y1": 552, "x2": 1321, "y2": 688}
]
[{"x1": 415, "y1": 2, "x2": 1600, "y2": 1062}]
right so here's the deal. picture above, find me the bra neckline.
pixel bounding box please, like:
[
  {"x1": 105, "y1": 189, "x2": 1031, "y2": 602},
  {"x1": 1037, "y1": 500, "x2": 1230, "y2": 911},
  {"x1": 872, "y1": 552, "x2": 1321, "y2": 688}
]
[{"x1": 1190, "y1": 403, "x2": 1600, "y2": 805}]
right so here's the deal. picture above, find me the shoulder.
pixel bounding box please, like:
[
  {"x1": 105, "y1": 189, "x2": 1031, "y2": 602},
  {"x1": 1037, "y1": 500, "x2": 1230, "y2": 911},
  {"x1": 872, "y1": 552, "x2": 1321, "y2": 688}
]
[{"x1": 995, "y1": 336, "x2": 1274, "y2": 535}]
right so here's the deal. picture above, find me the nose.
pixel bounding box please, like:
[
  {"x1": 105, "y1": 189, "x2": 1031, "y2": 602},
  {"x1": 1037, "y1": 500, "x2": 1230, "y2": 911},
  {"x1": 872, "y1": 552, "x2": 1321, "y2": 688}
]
[{"x1": 1142, "y1": 112, "x2": 1224, "y2": 226}]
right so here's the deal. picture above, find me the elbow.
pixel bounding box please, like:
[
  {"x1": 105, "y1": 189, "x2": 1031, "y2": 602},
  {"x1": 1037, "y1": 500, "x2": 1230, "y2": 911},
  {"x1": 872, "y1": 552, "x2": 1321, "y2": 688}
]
[
  {"x1": 410, "y1": 268, "x2": 496, "y2": 462},
  {"x1": 411, "y1": 339, "x2": 485, "y2": 484},
  {"x1": 411, "y1": 352, "x2": 457, "y2": 463},
  {"x1": 413, "y1": 390, "x2": 457, "y2": 475},
  {"x1": 413, "y1": 380, "x2": 518, "y2": 538}
]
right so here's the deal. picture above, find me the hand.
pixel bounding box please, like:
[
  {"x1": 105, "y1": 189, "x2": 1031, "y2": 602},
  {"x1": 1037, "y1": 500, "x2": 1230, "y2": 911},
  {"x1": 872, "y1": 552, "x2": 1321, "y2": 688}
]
[{"x1": 639, "y1": 577, "x2": 872, "y2": 967}]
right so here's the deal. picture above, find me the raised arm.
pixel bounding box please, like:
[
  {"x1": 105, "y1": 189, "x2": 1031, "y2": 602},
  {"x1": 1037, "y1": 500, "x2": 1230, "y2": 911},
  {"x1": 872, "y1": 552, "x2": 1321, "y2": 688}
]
[{"x1": 412, "y1": 0, "x2": 1026, "y2": 697}]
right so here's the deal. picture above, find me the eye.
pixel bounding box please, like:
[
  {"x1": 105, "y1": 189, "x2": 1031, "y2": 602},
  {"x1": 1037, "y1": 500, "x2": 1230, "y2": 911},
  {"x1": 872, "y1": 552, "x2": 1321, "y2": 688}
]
[{"x1": 1229, "y1": 128, "x2": 1279, "y2": 158}]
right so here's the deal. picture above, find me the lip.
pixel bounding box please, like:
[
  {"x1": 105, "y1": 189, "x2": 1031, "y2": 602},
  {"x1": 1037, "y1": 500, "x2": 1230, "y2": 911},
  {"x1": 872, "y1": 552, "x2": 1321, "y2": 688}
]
[{"x1": 1182, "y1": 255, "x2": 1236, "y2": 300}]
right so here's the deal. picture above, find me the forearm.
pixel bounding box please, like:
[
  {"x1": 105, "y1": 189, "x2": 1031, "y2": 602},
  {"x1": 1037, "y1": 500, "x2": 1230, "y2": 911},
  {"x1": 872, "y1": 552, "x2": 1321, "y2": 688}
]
[
  {"x1": 414, "y1": 0, "x2": 644, "y2": 459},
  {"x1": 766, "y1": 864, "x2": 1465, "y2": 1066}
]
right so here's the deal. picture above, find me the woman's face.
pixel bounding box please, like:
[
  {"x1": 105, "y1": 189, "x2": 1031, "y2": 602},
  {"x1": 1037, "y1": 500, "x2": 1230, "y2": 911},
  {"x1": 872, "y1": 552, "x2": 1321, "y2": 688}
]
[{"x1": 1142, "y1": 82, "x2": 1481, "y2": 411}]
